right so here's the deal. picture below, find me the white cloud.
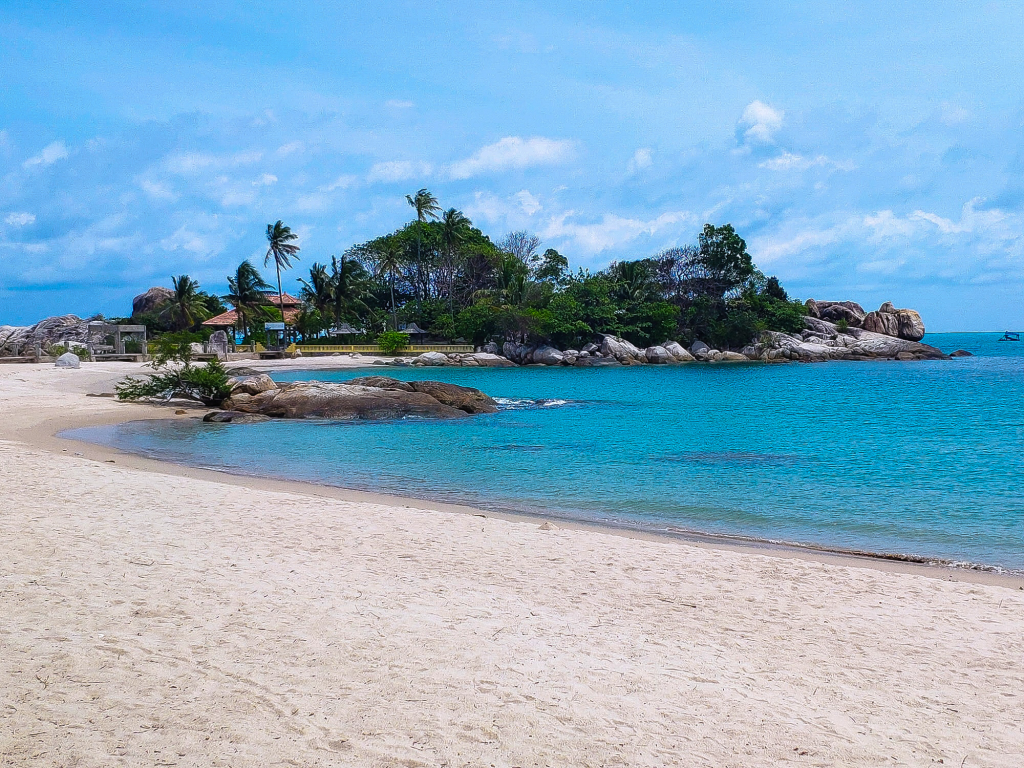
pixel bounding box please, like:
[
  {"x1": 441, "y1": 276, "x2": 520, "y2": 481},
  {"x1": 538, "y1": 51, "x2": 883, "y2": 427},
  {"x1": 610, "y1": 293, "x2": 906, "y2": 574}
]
[
  {"x1": 164, "y1": 150, "x2": 263, "y2": 175},
  {"x1": 23, "y1": 140, "x2": 69, "y2": 169},
  {"x1": 515, "y1": 190, "x2": 541, "y2": 215},
  {"x1": 448, "y1": 136, "x2": 575, "y2": 180},
  {"x1": 324, "y1": 174, "x2": 357, "y2": 192},
  {"x1": 939, "y1": 102, "x2": 972, "y2": 126},
  {"x1": 739, "y1": 101, "x2": 784, "y2": 144},
  {"x1": 4, "y1": 212, "x2": 35, "y2": 227},
  {"x1": 759, "y1": 152, "x2": 855, "y2": 172},
  {"x1": 276, "y1": 141, "x2": 304, "y2": 156},
  {"x1": 627, "y1": 147, "x2": 653, "y2": 173},
  {"x1": 139, "y1": 179, "x2": 176, "y2": 201},
  {"x1": 252, "y1": 173, "x2": 278, "y2": 187},
  {"x1": 386, "y1": 99, "x2": 414, "y2": 109},
  {"x1": 542, "y1": 210, "x2": 693, "y2": 254},
  {"x1": 366, "y1": 160, "x2": 432, "y2": 183}
]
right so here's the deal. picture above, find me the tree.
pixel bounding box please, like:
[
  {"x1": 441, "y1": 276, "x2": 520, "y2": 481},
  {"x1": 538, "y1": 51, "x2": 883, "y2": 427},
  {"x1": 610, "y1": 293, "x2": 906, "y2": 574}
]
[
  {"x1": 330, "y1": 253, "x2": 370, "y2": 327},
  {"x1": 168, "y1": 275, "x2": 212, "y2": 331},
  {"x1": 368, "y1": 236, "x2": 406, "y2": 330},
  {"x1": 224, "y1": 260, "x2": 272, "y2": 339},
  {"x1": 534, "y1": 248, "x2": 569, "y2": 285},
  {"x1": 299, "y1": 262, "x2": 334, "y2": 319},
  {"x1": 499, "y1": 231, "x2": 542, "y2": 267},
  {"x1": 406, "y1": 189, "x2": 441, "y2": 319},
  {"x1": 695, "y1": 223, "x2": 754, "y2": 299},
  {"x1": 265, "y1": 220, "x2": 301, "y2": 324},
  {"x1": 440, "y1": 208, "x2": 470, "y2": 320}
]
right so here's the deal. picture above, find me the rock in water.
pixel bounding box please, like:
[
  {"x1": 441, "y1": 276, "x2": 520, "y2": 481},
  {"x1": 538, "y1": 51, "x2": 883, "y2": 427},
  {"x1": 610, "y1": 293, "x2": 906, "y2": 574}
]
[
  {"x1": 55, "y1": 352, "x2": 81, "y2": 368},
  {"x1": 663, "y1": 341, "x2": 695, "y2": 362},
  {"x1": 408, "y1": 381, "x2": 499, "y2": 414},
  {"x1": 950, "y1": 349, "x2": 973, "y2": 357},
  {"x1": 131, "y1": 286, "x2": 174, "y2": 317},
  {"x1": 227, "y1": 373, "x2": 278, "y2": 396},
  {"x1": 533, "y1": 346, "x2": 565, "y2": 365},
  {"x1": 221, "y1": 380, "x2": 497, "y2": 420},
  {"x1": 645, "y1": 345, "x2": 673, "y2": 364},
  {"x1": 412, "y1": 351, "x2": 449, "y2": 366}
]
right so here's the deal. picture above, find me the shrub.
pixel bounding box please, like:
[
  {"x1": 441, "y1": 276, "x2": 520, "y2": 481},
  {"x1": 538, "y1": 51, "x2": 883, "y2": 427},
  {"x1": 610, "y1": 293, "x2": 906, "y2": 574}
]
[
  {"x1": 835, "y1": 318, "x2": 850, "y2": 333},
  {"x1": 376, "y1": 330, "x2": 410, "y2": 354},
  {"x1": 116, "y1": 360, "x2": 231, "y2": 406},
  {"x1": 47, "y1": 343, "x2": 91, "y2": 361}
]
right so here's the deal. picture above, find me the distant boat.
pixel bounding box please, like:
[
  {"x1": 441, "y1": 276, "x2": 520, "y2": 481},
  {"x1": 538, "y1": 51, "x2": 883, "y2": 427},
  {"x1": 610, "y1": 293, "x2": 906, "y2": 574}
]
[{"x1": 998, "y1": 331, "x2": 1021, "y2": 341}]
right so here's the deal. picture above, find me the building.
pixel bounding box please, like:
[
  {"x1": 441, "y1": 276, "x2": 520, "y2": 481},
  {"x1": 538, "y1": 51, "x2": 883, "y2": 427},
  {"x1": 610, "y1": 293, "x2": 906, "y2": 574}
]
[{"x1": 202, "y1": 292, "x2": 303, "y2": 340}]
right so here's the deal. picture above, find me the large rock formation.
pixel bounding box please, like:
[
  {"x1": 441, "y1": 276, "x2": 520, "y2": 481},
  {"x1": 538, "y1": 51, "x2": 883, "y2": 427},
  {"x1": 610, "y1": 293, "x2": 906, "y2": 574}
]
[
  {"x1": 0, "y1": 315, "x2": 92, "y2": 356},
  {"x1": 220, "y1": 377, "x2": 497, "y2": 420},
  {"x1": 740, "y1": 316, "x2": 946, "y2": 362},
  {"x1": 808, "y1": 299, "x2": 925, "y2": 342},
  {"x1": 132, "y1": 287, "x2": 174, "y2": 318},
  {"x1": 600, "y1": 334, "x2": 646, "y2": 364}
]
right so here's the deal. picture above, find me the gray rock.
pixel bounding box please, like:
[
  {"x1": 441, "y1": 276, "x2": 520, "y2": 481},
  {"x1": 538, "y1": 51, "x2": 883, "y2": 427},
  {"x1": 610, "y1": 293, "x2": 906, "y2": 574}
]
[
  {"x1": 222, "y1": 381, "x2": 492, "y2": 420},
  {"x1": 718, "y1": 351, "x2": 748, "y2": 361},
  {"x1": 645, "y1": 345, "x2": 673, "y2": 364},
  {"x1": 208, "y1": 330, "x2": 229, "y2": 357},
  {"x1": 600, "y1": 335, "x2": 646, "y2": 364},
  {"x1": 950, "y1": 349, "x2": 973, "y2": 357},
  {"x1": 689, "y1": 340, "x2": 710, "y2": 355},
  {"x1": 663, "y1": 341, "x2": 695, "y2": 362},
  {"x1": 228, "y1": 374, "x2": 277, "y2": 396},
  {"x1": 344, "y1": 376, "x2": 414, "y2": 391},
  {"x1": 412, "y1": 351, "x2": 449, "y2": 366},
  {"x1": 581, "y1": 342, "x2": 599, "y2": 354},
  {"x1": 203, "y1": 411, "x2": 271, "y2": 424},
  {"x1": 55, "y1": 352, "x2": 81, "y2": 368},
  {"x1": 464, "y1": 352, "x2": 516, "y2": 368},
  {"x1": 533, "y1": 346, "x2": 565, "y2": 365},
  {"x1": 131, "y1": 287, "x2": 175, "y2": 317},
  {"x1": 0, "y1": 315, "x2": 93, "y2": 356},
  {"x1": 482, "y1": 341, "x2": 499, "y2": 354}
]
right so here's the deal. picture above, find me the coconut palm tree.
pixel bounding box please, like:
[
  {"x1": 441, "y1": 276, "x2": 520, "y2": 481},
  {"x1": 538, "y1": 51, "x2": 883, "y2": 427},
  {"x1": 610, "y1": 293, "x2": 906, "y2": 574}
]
[
  {"x1": 440, "y1": 208, "x2": 470, "y2": 318},
  {"x1": 299, "y1": 262, "x2": 334, "y2": 319},
  {"x1": 369, "y1": 236, "x2": 405, "y2": 330},
  {"x1": 168, "y1": 274, "x2": 211, "y2": 331},
  {"x1": 405, "y1": 189, "x2": 441, "y2": 317},
  {"x1": 265, "y1": 220, "x2": 301, "y2": 323},
  {"x1": 224, "y1": 260, "x2": 272, "y2": 339},
  {"x1": 330, "y1": 254, "x2": 370, "y2": 328}
]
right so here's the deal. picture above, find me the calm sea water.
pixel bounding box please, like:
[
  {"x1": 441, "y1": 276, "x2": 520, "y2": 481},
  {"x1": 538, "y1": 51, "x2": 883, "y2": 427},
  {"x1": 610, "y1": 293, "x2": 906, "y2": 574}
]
[{"x1": 69, "y1": 333, "x2": 1024, "y2": 570}]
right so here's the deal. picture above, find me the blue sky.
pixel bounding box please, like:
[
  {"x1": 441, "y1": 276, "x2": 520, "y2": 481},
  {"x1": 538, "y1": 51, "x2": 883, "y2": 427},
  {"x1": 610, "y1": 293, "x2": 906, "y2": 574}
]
[{"x1": 2, "y1": 1, "x2": 1023, "y2": 330}]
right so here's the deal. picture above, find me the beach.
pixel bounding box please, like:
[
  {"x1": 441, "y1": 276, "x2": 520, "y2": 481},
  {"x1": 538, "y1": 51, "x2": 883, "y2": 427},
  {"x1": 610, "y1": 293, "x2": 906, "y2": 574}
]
[{"x1": 2, "y1": 362, "x2": 1023, "y2": 767}]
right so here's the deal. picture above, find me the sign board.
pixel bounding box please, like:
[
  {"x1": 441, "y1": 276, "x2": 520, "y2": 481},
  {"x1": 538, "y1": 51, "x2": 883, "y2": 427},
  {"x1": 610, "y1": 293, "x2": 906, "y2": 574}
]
[{"x1": 265, "y1": 322, "x2": 286, "y2": 331}]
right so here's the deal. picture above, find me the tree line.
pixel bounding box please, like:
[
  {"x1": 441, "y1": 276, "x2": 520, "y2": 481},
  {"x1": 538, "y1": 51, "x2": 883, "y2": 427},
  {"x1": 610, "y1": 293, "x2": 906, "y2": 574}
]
[{"x1": 132, "y1": 190, "x2": 807, "y2": 350}]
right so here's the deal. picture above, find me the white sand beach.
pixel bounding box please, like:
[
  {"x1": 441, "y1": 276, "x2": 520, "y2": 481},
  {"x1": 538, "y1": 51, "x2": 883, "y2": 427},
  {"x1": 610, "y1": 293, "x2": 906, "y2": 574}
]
[{"x1": 1, "y1": 362, "x2": 1023, "y2": 767}]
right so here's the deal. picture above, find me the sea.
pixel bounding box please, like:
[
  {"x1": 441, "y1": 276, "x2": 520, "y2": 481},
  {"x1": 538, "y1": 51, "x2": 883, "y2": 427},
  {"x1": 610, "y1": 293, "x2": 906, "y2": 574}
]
[{"x1": 67, "y1": 333, "x2": 1024, "y2": 571}]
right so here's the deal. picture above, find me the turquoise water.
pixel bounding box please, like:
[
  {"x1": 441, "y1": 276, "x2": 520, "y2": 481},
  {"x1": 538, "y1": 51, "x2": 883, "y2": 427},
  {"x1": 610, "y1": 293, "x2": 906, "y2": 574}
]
[{"x1": 69, "y1": 333, "x2": 1024, "y2": 570}]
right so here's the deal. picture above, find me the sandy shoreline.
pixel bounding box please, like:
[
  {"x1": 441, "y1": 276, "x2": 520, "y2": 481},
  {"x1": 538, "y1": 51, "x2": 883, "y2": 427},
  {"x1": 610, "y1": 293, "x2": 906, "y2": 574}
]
[{"x1": 2, "y1": 361, "x2": 1024, "y2": 765}]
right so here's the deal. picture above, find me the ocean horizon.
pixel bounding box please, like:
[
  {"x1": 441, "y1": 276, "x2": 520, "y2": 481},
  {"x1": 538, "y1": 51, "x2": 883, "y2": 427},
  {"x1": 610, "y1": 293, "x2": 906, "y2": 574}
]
[{"x1": 70, "y1": 332, "x2": 1024, "y2": 571}]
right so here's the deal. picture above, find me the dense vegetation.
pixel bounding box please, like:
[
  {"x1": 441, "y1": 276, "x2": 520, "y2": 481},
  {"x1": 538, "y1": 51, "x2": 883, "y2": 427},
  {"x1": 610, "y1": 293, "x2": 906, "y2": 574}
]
[{"x1": 139, "y1": 189, "x2": 807, "y2": 351}]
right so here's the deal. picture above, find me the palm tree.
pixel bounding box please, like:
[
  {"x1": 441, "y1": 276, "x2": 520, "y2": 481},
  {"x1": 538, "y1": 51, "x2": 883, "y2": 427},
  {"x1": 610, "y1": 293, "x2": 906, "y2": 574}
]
[
  {"x1": 299, "y1": 262, "x2": 334, "y2": 319},
  {"x1": 370, "y1": 236, "x2": 405, "y2": 330},
  {"x1": 224, "y1": 260, "x2": 272, "y2": 339},
  {"x1": 168, "y1": 274, "x2": 211, "y2": 331},
  {"x1": 405, "y1": 189, "x2": 441, "y2": 318},
  {"x1": 265, "y1": 220, "x2": 301, "y2": 324},
  {"x1": 440, "y1": 208, "x2": 470, "y2": 319},
  {"x1": 330, "y1": 254, "x2": 369, "y2": 328}
]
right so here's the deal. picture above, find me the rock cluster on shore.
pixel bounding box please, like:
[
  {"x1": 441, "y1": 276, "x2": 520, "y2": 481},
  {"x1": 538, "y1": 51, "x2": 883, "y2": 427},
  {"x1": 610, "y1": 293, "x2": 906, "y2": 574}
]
[
  {"x1": 0, "y1": 315, "x2": 92, "y2": 356},
  {"x1": 211, "y1": 374, "x2": 498, "y2": 421}
]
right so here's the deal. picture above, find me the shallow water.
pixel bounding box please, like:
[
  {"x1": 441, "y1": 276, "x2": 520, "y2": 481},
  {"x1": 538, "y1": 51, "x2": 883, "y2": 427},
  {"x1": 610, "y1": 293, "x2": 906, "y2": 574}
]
[{"x1": 69, "y1": 333, "x2": 1024, "y2": 569}]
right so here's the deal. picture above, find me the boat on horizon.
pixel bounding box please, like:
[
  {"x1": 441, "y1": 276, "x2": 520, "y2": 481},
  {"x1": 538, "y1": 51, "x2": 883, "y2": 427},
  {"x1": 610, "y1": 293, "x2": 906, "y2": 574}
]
[{"x1": 998, "y1": 331, "x2": 1021, "y2": 341}]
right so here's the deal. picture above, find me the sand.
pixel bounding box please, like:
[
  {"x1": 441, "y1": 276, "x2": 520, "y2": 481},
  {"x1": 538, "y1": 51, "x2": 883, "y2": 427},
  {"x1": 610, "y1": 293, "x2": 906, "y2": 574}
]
[{"x1": 1, "y1": 362, "x2": 1023, "y2": 767}]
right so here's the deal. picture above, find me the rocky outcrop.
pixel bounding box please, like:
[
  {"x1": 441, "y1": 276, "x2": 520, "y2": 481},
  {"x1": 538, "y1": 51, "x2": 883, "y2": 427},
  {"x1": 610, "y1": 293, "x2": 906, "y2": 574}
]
[
  {"x1": 861, "y1": 303, "x2": 925, "y2": 342},
  {"x1": 412, "y1": 351, "x2": 449, "y2": 366},
  {"x1": 600, "y1": 335, "x2": 646, "y2": 364},
  {"x1": 0, "y1": 315, "x2": 93, "y2": 356},
  {"x1": 227, "y1": 373, "x2": 277, "y2": 396},
  {"x1": 345, "y1": 376, "x2": 415, "y2": 392},
  {"x1": 533, "y1": 346, "x2": 565, "y2": 366},
  {"x1": 220, "y1": 379, "x2": 497, "y2": 420},
  {"x1": 406, "y1": 381, "x2": 498, "y2": 414},
  {"x1": 645, "y1": 345, "x2": 673, "y2": 364},
  {"x1": 132, "y1": 287, "x2": 174, "y2": 318},
  {"x1": 805, "y1": 300, "x2": 867, "y2": 327},
  {"x1": 740, "y1": 317, "x2": 946, "y2": 362},
  {"x1": 663, "y1": 342, "x2": 695, "y2": 362}
]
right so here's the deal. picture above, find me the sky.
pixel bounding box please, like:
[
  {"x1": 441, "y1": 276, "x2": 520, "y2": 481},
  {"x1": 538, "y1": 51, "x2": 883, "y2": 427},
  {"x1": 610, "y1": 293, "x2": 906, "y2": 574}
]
[{"x1": 1, "y1": 0, "x2": 1023, "y2": 331}]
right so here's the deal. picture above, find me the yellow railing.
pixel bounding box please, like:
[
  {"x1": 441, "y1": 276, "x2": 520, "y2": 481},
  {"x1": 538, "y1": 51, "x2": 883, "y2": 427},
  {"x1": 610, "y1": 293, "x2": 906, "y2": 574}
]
[{"x1": 296, "y1": 344, "x2": 475, "y2": 354}]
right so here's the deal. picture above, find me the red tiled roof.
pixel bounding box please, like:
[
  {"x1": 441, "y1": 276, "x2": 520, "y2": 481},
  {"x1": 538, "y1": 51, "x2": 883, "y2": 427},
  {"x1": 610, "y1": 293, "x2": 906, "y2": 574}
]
[{"x1": 203, "y1": 306, "x2": 303, "y2": 327}]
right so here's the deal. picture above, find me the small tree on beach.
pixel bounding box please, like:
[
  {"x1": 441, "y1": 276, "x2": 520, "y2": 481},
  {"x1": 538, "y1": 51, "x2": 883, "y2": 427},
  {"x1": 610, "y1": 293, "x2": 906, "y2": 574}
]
[{"x1": 168, "y1": 274, "x2": 212, "y2": 331}]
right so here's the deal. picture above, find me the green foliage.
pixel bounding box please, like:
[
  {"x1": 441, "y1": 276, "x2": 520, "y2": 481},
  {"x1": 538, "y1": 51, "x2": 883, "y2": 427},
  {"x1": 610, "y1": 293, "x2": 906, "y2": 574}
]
[
  {"x1": 835, "y1": 318, "x2": 850, "y2": 333},
  {"x1": 47, "y1": 343, "x2": 91, "y2": 360},
  {"x1": 116, "y1": 359, "x2": 231, "y2": 405},
  {"x1": 697, "y1": 223, "x2": 754, "y2": 298},
  {"x1": 456, "y1": 300, "x2": 501, "y2": 345},
  {"x1": 376, "y1": 330, "x2": 410, "y2": 354}
]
